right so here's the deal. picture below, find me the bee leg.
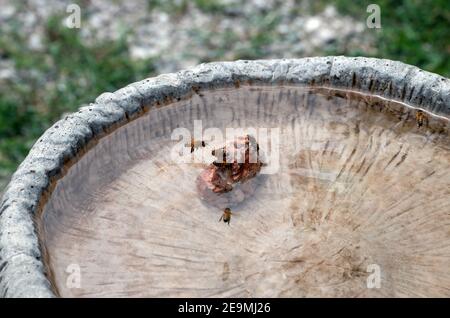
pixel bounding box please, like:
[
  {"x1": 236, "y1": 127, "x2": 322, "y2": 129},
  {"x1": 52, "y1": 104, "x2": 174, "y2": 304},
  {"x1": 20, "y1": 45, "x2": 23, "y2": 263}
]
[{"x1": 219, "y1": 216, "x2": 223, "y2": 222}]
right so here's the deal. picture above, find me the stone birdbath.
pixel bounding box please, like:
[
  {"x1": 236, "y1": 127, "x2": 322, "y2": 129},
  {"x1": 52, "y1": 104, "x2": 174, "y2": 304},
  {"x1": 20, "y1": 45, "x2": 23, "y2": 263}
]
[{"x1": 0, "y1": 57, "x2": 449, "y2": 298}]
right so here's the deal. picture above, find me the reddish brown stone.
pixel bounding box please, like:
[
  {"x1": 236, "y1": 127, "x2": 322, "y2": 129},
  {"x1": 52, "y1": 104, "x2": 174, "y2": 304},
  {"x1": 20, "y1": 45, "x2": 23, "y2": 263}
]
[{"x1": 196, "y1": 135, "x2": 264, "y2": 207}]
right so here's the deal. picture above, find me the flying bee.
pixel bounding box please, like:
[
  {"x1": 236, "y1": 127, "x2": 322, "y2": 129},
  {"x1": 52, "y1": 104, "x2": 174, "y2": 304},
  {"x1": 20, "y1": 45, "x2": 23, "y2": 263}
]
[
  {"x1": 415, "y1": 110, "x2": 428, "y2": 128},
  {"x1": 185, "y1": 138, "x2": 206, "y2": 153},
  {"x1": 219, "y1": 207, "x2": 233, "y2": 225}
]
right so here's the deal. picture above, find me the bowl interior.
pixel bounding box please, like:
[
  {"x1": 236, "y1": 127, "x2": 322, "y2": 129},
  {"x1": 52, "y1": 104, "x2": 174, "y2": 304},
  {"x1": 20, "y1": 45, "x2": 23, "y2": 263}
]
[{"x1": 38, "y1": 85, "x2": 450, "y2": 297}]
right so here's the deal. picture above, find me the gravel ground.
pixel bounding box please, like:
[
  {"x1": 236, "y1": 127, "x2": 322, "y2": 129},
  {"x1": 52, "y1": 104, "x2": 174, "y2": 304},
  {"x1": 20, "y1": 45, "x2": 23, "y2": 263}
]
[{"x1": 0, "y1": 0, "x2": 371, "y2": 74}]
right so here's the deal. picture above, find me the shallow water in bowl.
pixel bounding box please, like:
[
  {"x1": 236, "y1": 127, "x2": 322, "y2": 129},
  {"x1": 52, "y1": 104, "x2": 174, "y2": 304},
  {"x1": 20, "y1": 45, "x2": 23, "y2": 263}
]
[{"x1": 39, "y1": 85, "x2": 450, "y2": 297}]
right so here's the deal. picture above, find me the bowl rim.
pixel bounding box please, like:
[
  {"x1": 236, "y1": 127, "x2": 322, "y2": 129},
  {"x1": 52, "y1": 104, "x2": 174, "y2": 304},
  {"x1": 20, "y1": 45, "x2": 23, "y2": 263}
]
[{"x1": 1, "y1": 56, "x2": 449, "y2": 298}]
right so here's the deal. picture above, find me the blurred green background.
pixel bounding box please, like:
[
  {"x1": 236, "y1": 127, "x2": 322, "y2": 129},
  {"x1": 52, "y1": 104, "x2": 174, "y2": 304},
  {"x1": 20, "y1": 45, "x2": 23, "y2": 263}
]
[{"x1": 0, "y1": 0, "x2": 449, "y2": 191}]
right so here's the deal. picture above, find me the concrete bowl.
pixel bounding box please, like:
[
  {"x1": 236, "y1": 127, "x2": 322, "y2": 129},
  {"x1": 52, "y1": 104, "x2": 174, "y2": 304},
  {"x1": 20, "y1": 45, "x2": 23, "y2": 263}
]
[{"x1": 1, "y1": 57, "x2": 449, "y2": 297}]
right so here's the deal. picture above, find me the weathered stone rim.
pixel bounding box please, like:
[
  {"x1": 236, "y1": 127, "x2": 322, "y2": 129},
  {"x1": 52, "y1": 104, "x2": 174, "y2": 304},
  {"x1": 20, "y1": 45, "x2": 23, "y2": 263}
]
[{"x1": 0, "y1": 56, "x2": 449, "y2": 298}]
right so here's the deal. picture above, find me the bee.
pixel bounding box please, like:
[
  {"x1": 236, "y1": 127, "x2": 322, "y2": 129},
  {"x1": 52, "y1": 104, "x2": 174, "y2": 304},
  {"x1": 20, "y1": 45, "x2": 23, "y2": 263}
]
[
  {"x1": 185, "y1": 138, "x2": 206, "y2": 153},
  {"x1": 245, "y1": 134, "x2": 260, "y2": 153},
  {"x1": 211, "y1": 148, "x2": 232, "y2": 168},
  {"x1": 219, "y1": 207, "x2": 233, "y2": 225},
  {"x1": 415, "y1": 110, "x2": 428, "y2": 128}
]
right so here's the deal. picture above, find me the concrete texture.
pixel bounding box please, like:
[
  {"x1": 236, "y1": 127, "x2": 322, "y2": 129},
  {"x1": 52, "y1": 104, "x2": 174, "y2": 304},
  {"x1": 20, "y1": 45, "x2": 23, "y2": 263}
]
[{"x1": 0, "y1": 57, "x2": 449, "y2": 297}]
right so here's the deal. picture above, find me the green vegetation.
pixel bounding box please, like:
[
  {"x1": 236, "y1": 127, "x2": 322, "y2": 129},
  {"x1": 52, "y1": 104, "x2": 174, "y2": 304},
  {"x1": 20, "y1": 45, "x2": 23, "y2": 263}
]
[
  {"x1": 0, "y1": 16, "x2": 155, "y2": 187},
  {"x1": 328, "y1": 0, "x2": 450, "y2": 77}
]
